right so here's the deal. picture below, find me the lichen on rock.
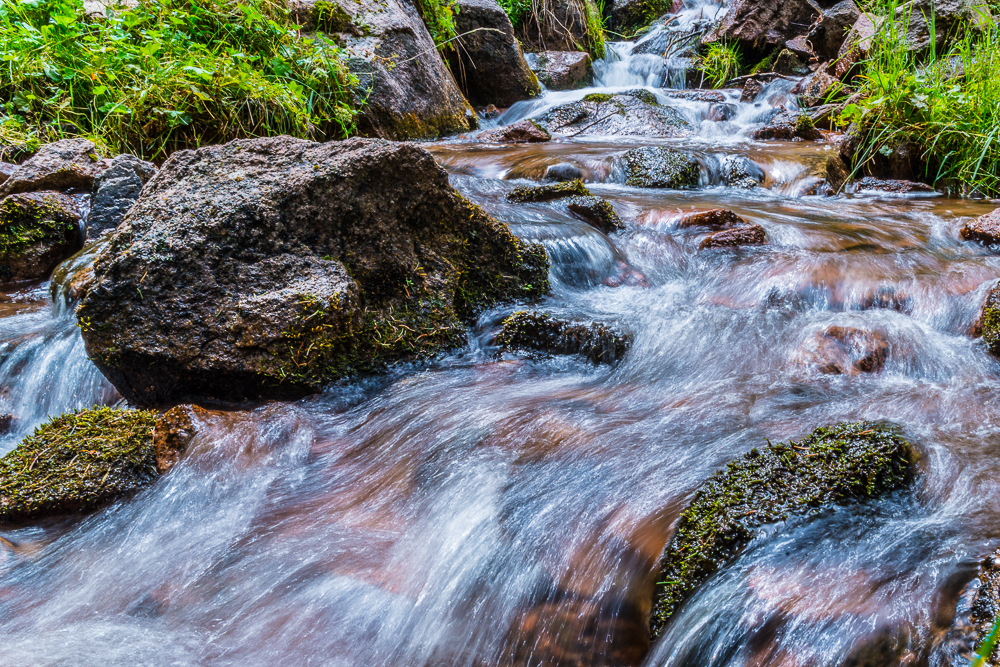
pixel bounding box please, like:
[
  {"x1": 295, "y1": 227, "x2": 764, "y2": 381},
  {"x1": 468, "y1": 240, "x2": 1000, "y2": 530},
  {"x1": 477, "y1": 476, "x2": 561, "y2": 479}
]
[
  {"x1": 621, "y1": 147, "x2": 700, "y2": 189},
  {"x1": 0, "y1": 191, "x2": 83, "y2": 283},
  {"x1": 649, "y1": 422, "x2": 916, "y2": 640},
  {"x1": 507, "y1": 178, "x2": 591, "y2": 202},
  {"x1": 566, "y1": 196, "x2": 623, "y2": 233}
]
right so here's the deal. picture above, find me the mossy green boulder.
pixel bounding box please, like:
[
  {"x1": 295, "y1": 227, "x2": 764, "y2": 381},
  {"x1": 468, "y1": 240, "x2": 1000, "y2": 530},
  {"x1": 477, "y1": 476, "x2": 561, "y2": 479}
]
[
  {"x1": 978, "y1": 282, "x2": 1000, "y2": 355},
  {"x1": 649, "y1": 422, "x2": 916, "y2": 639},
  {"x1": 0, "y1": 408, "x2": 159, "y2": 525},
  {"x1": 507, "y1": 179, "x2": 591, "y2": 203},
  {"x1": 534, "y1": 90, "x2": 690, "y2": 138},
  {"x1": 496, "y1": 310, "x2": 631, "y2": 365},
  {"x1": 0, "y1": 191, "x2": 82, "y2": 283}
]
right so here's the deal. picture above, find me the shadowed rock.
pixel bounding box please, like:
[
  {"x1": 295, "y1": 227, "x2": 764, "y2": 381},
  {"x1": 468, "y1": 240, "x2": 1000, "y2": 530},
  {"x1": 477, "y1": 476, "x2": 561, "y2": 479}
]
[
  {"x1": 497, "y1": 310, "x2": 632, "y2": 365},
  {"x1": 77, "y1": 137, "x2": 549, "y2": 406},
  {"x1": 808, "y1": 0, "x2": 861, "y2": 59},
  {"x1": 567, "y1": 196, "x2": 623, "y2": 233},
  {"x1": 961, "y1": 209, "x2": 1000, "y2": 246},
  {"x1": 620, "y1": 146, "x2": 700, "y2": 189},
  {"x1": 803, "y1": 325, "x2": 889, "y2": 374},
  {"x1": 0, "y1": 139, "x2": 106, "y2": 197},
  {"x1": 699, "y1": 224, "x2": 767, "y2": 249},
  {"x1": 508, "y1": 178, "x2": 591, "y2": 202},
  {"x1": 88, "y1": 154, "x2": 157, "y2": 237},
  {"x1": 703, "y1": 0, "x2": 822, "y2": 51},
  {"x1": 525, "y1": 51, "x2": 591, "y2": 90},
  {"x1": 480, "y1": 119, "x2": 551, "y2": 143},
  {"x1": 535, "y1": 90, "x2": 691, "y2": 138},
  {"x1": 0, "y1": 191, "x2": 83, "y2": 283},
  {"x1": 649, "y1": 422, "x2": 916, "y2": 639}
]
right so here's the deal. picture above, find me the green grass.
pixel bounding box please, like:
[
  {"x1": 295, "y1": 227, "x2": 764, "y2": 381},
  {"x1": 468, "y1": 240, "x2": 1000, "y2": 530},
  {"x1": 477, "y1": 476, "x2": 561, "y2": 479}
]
[
  {"x1": 0, "y1": 0, "x2": 358, "y2": 159},
  {"x1": 498, "y1": 0, "x2": 606, "y2": 60},
  {"x1": 498, "y1": 0, "x2": 532, "y2": 29},
  {"x1": 699, "y1": 41, "x2": 742, "y2": 88},
  {"x1": 841, "y1": 0, "x2": 1000, "y2": 195},
  {"x1": 416, "y1": 0, "x2": 461, "y2": 50}
]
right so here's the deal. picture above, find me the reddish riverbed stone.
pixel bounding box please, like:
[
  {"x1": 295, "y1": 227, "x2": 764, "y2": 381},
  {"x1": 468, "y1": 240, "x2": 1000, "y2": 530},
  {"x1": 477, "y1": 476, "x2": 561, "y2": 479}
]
[
  {"x1": 699, "y1": 223, "x2": 767, "y2": 249},
  {"x1": 961, "y1": 209, "x2": 1000, "y2": 245}
]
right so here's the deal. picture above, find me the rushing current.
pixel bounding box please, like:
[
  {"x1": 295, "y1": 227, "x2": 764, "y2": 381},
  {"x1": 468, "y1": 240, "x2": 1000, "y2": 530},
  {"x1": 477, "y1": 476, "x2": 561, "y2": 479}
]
[{"x1": 1, "y1": 6, "x2": 999, "y2": 667}]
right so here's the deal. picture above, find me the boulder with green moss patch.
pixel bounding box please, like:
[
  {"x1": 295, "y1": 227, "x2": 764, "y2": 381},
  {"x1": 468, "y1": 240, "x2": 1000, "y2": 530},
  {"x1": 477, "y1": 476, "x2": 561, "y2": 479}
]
[
  {"x1": 534, "y1": 90, "x2": 690, "y2": 138},
  {"x1": 0, "y1": 191, "x2": 83, "y2": 283},
  {"x1": 620, "y1": 146, "x2": 700, "y2": 189},
  {"x1": 975, "y1": 281, "x2": 1000, "y2": 355},
  {"x1": 566, "y1": 196, "x2": 623, "y2": 233},
  {"x1": 0, "y1": 407, "x2": 160, "y2": 525},
  {"x1": 649, "y1": 422, "x2": 915, "y2": 639},
  {"x1": 507, "y1": 179, "x2": 591, "y2": 202},
  {"x1": 77, "y1": 136, "x2": 549, "y2": 406},
  {"x1": 496, "y1": 310, "x2": 631, "y2": 365},
  {"x1": 0, "y1": 138, "x2": 106, "y2": 197}
]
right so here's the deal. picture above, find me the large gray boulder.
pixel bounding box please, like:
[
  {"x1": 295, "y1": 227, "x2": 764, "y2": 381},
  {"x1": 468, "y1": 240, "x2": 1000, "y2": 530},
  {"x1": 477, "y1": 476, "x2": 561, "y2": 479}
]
[
  {"x1": 533, "y1": 90, "x2": 690, "y2": 138},
  {"x1": 703, "y1": 0, "x2": 822, "y2": 51},
  {"x1": 446, "y1": 0, "x2": 541, "y2": 107},
  {"x1": 88, "y1": 154, "x2": 157, "y2": 238},
  {"x1": 76, "y1": 136, "x2": 549, "y2": 406},
  {"x1": 525, "y1": 51, "x2": 591, "y2": 90},
  {"x1": 287, "y1": 0, "x2": 475, "y2": 139}
]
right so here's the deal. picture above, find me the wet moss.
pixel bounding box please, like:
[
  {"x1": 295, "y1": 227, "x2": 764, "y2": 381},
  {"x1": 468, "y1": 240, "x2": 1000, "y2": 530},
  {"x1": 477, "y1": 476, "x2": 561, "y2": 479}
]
[
  {"x1": 621, "y1": 147, "x2": 700, "y2": 189},
  {"x1": 649, "y1": 422, "x2": 916, "y2": 640},
  {"x1": 624, "y1": 88, "x2": 659, "y2": 106},
  {"x1": 981, "y1": 284, "x2": 1000, "y2": 356},
  {"x1": 566, "y1": 195, "x2": 624, "y2": 233},
  {"x1": 497, "y1": 310, "x2": 631, "y2": 365},
  {"x1": 0, "y1": 407, "x2": 160, "y2": 525},
  {"x1": 583, "y1": 93, "x2": 613, "y2": 104},
  {"x1": 796, "y1": 114, "x2": 817, "y2": 135},
  {"x1": 0, "y1": 192, "x2": 76, "y2": 257},
  {"x1": 507, "y1": 179, "x2": 591, "y2": 203}
]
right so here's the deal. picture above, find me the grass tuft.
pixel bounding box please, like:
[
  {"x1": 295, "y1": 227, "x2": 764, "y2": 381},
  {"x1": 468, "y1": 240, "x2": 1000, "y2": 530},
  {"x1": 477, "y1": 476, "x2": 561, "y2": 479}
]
[{"x1": 699, "y1": 41, "x2": 742, "y2": 89}]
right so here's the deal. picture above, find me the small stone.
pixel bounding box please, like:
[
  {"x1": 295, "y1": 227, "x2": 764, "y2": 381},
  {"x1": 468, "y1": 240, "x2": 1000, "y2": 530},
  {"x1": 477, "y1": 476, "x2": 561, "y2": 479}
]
[
  {"x1": 524, "y1": 51, "x2": 591, "y2": 90},
  {"x1": 479, "y1": 119, "x2": 551, "y2": 144},
  {"x1": 0, "y1": 414, "x2": 11, "y2": 435},
  {"x1": 621, "y1": 147, "x2": 700, "y2": 189},
  {"x1": 699, "y1": 224, "x2": 767, "y2": 249},
  {"x1": 496, "y1": 310, "x2": 632, "y2": 365},
  {"x1": 741, "y1": 78, "x2": 764, "y2": 103},
  {"x1": 566, "y1": 196, "x2": 623, "y2": 234},
  {"x1": 544, "y1": 162, "x2": 584, "y2": 182},
  {"x1": 0, "y1": 138, "x2": 107, "y2": 197},
  {"x1": 853, "y1": 177, "x2": 934, "y2": 194},
  {"x1": 507, "y1": 179, "x2": 591, "y2": 203},
  {"x1": 722, "y1": 156, "x2": 765, "y2": 189},
  {"x1": 806, "y1": 325, "x2": 889, "y2": 375},
  {"x1": 677, "y1": 209, "x2": 747, "y2": 230},
  {"x1": 707, "y1": 103, "x2": 738, "y2": 121},
  {"x1": 961, "y1": 209, "x2": 1000, "y2": 246}
]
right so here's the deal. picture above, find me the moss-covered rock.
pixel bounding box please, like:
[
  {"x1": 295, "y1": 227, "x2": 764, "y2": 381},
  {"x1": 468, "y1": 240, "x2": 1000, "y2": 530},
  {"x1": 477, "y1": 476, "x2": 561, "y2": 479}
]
[
  {"x1": 649, "y1": 422, "x2": 916, "y2": 639},
  {"x1": 507, "y1": 179, "x2": 591, "y2": 202},
  {"x1": 0, "y1": 191, "x2": 82, "y2": 283},
  {"x1": 621, "y1": 147, "x2": 700, "y2": 189},
  {"x1": 534, "y1": 91, "x2": 689, "y2": 138},
  {"x1": 0, "y1": 407, "x2": 160, "y2": 525},
  {"x1": 977, "y1": 282, "x2": 1000, "y2": 356},
  {"x1": 566, "y1": 196, "x2": 623, "y2": 233},
  {"x1": 610, "y1": 0, "x2": 673, "y2": 35},
  {"x1": 496, "y1": 310, "x2": 631, "y2": 365}
]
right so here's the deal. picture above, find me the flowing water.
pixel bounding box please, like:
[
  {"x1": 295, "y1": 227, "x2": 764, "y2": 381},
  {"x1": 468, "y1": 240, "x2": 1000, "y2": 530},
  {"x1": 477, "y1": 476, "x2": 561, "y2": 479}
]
[{"x1": 2, "y1": 8, "x2": 1000, "y2": 667}]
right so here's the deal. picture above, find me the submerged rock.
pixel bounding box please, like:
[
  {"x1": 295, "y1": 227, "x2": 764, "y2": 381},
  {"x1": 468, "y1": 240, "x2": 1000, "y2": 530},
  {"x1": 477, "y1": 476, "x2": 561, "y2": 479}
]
[
  {"x1": 649, "y1": 422, "x2": 916, "y2": 639},
  {"x1": 803, "y1": 325, "x2": 889, "y2": 375},
  {"x1": 677, "y1": 209, "x2": 747, "y2": 230},
  {"x1": 480, "y1": 119, "x2": 551, "y2": 143},
  {"x1": 0, "y1": 138, "x2": 106, "y2": 197},
  {"x1": 77, "y1": 137, "x2": 549, "y2": 406},
  {"x1": 88, "y1": 154, "x2": 157, "y2": 237},
  {"x1": 446, "y1": 0, "x2": 541, "y2": 108},
  {"x1": 0, "y1": 407, "x2": 160, "y2": 525},
  {"x1": 699, "y1": 224, "x2": 767, "y2": 249},
  {"x1": 508, "y1": 178, "x2": 591, "y2": 202},
  {"x1": 545, "y1": 162, "x2": 585, "y2": 182},
  {"x1": 0, "y1": 191, "x2": 83, "y2": 283},
  {"x1": 496, "y1": 310, "x2": 631, "y2": 365},
  {"x1": 620, "y1": 146, "x2": 700, "y2": 189},
  {"x1": 567, "y1": 196, "x2": 623, "y2": 233},
  {"x1": 152, "y1": 404, "x2": 209, "y2": 474},
  {"x1": 961, "y1": 209, "x2": 1000, "y2": 246},
  {"x1": 722, "y1": 156, "x2": 766, "y2": 189},
  {"x1": 534, "y1": 90, "x2": 690, "y2": 138},
  {"x1": 525, "y1": 51, "x2": 591, "y2": 90}
]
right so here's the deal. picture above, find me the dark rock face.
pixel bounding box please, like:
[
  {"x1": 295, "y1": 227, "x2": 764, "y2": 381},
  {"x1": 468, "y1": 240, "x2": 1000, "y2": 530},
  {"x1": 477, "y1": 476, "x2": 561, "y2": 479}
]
[
  {"x1": 534, "y1": 90, "x2": 690, "y2": 138},
  {"x1": 88, "y1": 154, "x2": 157, "y2": 237},
  {"x1": 77, "y1": 137, "x2": 549, "y2": 406},
  {"x1": 976, "y1": 282, "x2": 1000, "y2": 356},
  {"x1": 793, "y1": 69, "x2": 840, "y2": 106},
  {"x1": 480, "y1": 119, "x2": 551, "y2": 143},
  {"x1": 898, "y1": 0, "x2": 991, "y2": 53},
  {"x1": 611, "y1": 0, "x2": 673, "y2": 34},
  {"x1": 508, "y1": 178, "x2": 591, "y2": 202},
  {"x1": 545, "y1": 162, "x2": 585, "y2": 182},
  {"x1": 740, "y1": 78, "x2": 764, "y2": 102},
  {"x1": 567, "y1": 196, "x2": 624, "y2": 233},
  {"x1": 525, "y1": 51, "x2": 591, "y2": 90},
  {"x1": 649, "y1": 422, "x2": 916, "y2": 639},
  {"x1": 703, "y1": 0, "x2": 822, "y2": 51},
  {"x1": 772, "y1": 48, "x2": 809, "y2": 75},
  {"x1": 0, "y1": 139, "x2": 105, "y2": 197},
  {"x1": 0, "y1": 191, "x2": 83, "y2": 284},
  {"x1": 826, "y1": 153, "x2": 851, "y2": 193},
  {"x1": 446, "y1": 0, "x2": 541, "y2": 107},
  {"x1": 752, "y1": 111, "x2": 823, "y2": 140},
  {"x1": 699, "y1": 223, "x2": 767, "y2": 249},
  {"x1": 496, "y1": 310, "x2": 632, "y2": 365},
  {"x1": 808, "y1": 0, "x2": 861, "y2": 59},
  {"x1": 853, "y1": 177, "x2": 935, "y2": 194},
  {"x1": 0, "y1": 407, "x2": 160, "y2": 525},
  {"x1": 836, "y1": 13, "x2": 879, "y2": 78},
  {"x1": 620, "y1": 146, "x2": 700, "y2": 189},
  {"x1": 289, "y1": 0, "x2": 474, "y2": 139},
  {"x1": 962, "y1": 209, "x2": 1000, "y2": 246},
  {"x1": 677, "y1": 208, "x2": 746, "y2": 230},
  {"x1": 803, "y1": 325, "x2": 889, "y2": 374},
  {"x1": 722, "y1": 156, "x2": 765, "y2": 189},
  {"x1": 518, "y1": 0, "x2": 599, "y2": 54}
]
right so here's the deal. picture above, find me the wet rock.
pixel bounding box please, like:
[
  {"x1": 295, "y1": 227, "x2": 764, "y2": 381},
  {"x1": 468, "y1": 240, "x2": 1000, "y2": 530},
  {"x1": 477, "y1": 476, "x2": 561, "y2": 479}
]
[
  {"x1": 289, "y1": 0, "x2": 474, "y2": 139},
  {"x1": 611, "y1": 0, "x2": 673, "y2": 34},
  {"x1": 518, "y1": 0, "x2": 601, "y2": 55},
  {"x1": 752, "y1": 111, "x2": 823, "y2": 140},
  {"x1": 545, "y1": 162, "x2": 585, "y2": 182},
  {"x1": 508, "y1": 178, "x2": 591, "y2": 202},
  {"x1": 946, "y1": 547, "x2": 1000, "y2": 665},
  {"x1": 826, "y1": 153, "x2": 851, "y2": 193},
  {"x1": 0, "y1": 191, "x2": 83, "y2": 284},
  {"x1": 480, "y1": 119, "x2": 551, "y2": 143},
  {"x1": 0, "y1": 414, "x2": 11, "y2": 435},
  {"x1": 0, "y1": 139, "x2": 106, "y2": 197},
  {"x1": 961, "y1": 209, "x2": 1000, "y2": 246},
  {"x1": 853, "y1": 177, "x2": 934, "y2": 194},
  {"x1": 785, "y1": 35, "x2": 816, "y2": 59},
  {"x1": 741, "y1": 78, "x2": 764, "y2": 103},
  {"x1": 649, "y1": 422, "x2": 915, "y2": 639},
  {"x1": 702, "y1": 0, "x2": 823, "y2": 52},
  {"x1": 808, "y1": 0, "x2": 862, "y2": 59},
  {"x1": 87, "y1": 154, "x2": 157, "y2": 237},
  {"x1": 446, "y1": 0, "x2": 541, "y2": 107},
  {"x1": 836, "y1": 13, "x2": 880, "y2": 78},
  {"x1": 0, "y1": 407, "x2": 160, "y2": 525},
  {"x1": 722, "y1": 156, "x2": 766, "y2": 189},
  {"x1": 660, "y1": 89, "x2": 726, "y2": 103},
  {"x1": 524, "y1": 51, "x2": 591, "y2": 90},
  {"x1": 804, "y1": 325, "x2": 889, "y2": 374},
  {"x1": 855, "y1": 286, "x2": 912, "y2": 314},
  {"x1": 604, "y1": 261, "x2": 650, "y2": 288},
  {"x1": 50, "y1": 241, "x2": 99, "y2": 307},
  {"x1": 707, "y1": 102, "x2": 739, "y2": 121},
  {"x1": 496, "y1": 310, "x2": 632, "y2": 365},
  {"x1": 976, "y1": 282, "x2": 1000, "y2": 356},
  {"x1": 77, "y1": 136, "x2": 549, "y2": 406},
  {"x1": 534, "y1": 90, "x2": 690, "y2": 138},
  {"x1": 0, "y1": 163, "x2": 16, "y2": 186},
  {"x1": 699, "y1": 223, "x2": 767, "y2": 249},
  {"x1": 567, "y1": 196, "x2": 623, "y2": 233},
  {"x1": 677, "y1": 208, "x2": 747, "y2": 230},
  {"x1": 152, "y1": 404, "x2": 209, "y2": 474},
  {"x1": 793, "y1": 69, "x2": 841, "y2": 107},
  {"x1": 620, "y1": 146, "x2": 700, "y2": 189},
  {"x1": 482, "y1": 104, "x2": 502, "y2": 120},
  {"x1": 772, "y1": 49, "x2": 810, "y2": 75}
]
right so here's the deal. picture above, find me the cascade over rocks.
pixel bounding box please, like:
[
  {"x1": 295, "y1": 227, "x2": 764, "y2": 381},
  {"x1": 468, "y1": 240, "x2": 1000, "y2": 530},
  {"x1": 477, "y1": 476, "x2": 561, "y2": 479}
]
[
  {"x1": 722, "y1": 156, "x2": 765, "y2": 189},
  {"x1": 703, "y1": 0, "x2": 822, "y2": 51},
  {"x1": 287, "y1": 0, "x2": 474, "y2": 139},
  {"x1": 800, "y1": 325, "x2": 889, "y2": 374},
  {"x1": 545, "y1": 162, "x2": 585, "y2": 182},
  {"x1": 533, "y1": 90, "x2": 691, "y2": 138},
  {"x1": 0, "y1": 191, "x2": 83, "y2": 284},
  {"x1": 496, "y1": 310, "x2": 632, "y2": 365},
  {"x1": 76, "y1": 136, "x2": 549, "y2": 407},
  {"x1": 649, "y1": 422, "x2": 916, "y2": 639},
  {"x1": 525, "y1": 51, "x2": 591, "y2": 90},
  {"x1": 446, "y1": 0, "x2": 541, "y2": 108}
]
